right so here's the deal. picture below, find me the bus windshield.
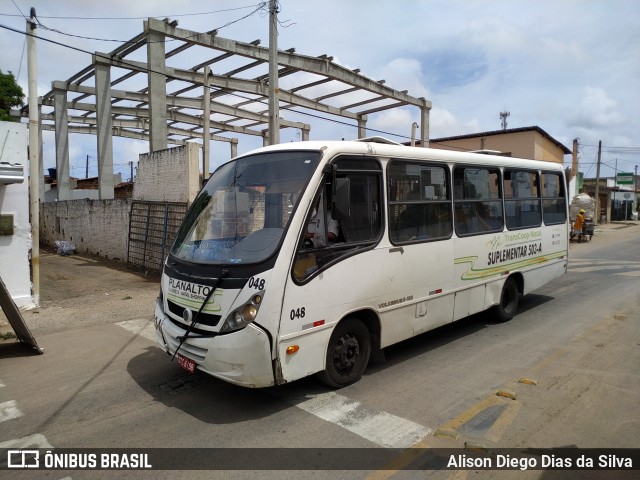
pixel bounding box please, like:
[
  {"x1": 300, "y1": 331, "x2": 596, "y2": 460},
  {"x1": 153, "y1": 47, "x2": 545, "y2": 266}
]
[{"x1": 170, "y1": 150, "x2": 321, "y2": 265}]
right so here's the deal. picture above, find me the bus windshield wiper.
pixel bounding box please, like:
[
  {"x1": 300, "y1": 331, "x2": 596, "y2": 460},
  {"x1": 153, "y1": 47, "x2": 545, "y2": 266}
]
[{"x1": 171, "y1": 269, "x2": 229, "y2": 361}]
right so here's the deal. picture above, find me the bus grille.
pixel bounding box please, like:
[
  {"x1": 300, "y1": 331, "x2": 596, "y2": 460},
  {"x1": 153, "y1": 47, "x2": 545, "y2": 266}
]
[
  {"x1": 167, "y1": 299, "x2": 222, "y2": 326},
  {"x1": 163, "y1": 327, "x2": 208, "y2": 362}
]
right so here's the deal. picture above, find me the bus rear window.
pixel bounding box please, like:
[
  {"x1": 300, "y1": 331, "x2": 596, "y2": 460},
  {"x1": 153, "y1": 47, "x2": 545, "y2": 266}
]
[{"x1": 541, "y1": 171, "x2": 567, "y2": 225}]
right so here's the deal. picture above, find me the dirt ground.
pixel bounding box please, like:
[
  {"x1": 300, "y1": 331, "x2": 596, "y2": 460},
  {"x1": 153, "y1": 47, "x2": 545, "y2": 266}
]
[{"x1": 1, "y1": 245, "x2": 160, "y2": 339}]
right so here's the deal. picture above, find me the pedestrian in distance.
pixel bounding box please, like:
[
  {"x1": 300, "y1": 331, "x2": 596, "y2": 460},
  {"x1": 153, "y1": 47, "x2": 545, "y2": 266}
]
[{"x1": 571, "y1": 209, "x2": 586, "y2": 242}]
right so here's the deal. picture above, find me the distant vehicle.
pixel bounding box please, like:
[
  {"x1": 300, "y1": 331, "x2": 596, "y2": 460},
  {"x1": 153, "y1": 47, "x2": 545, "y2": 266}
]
[{"x1": 153, "y1": 139, "x2": 569, "y2": 388}]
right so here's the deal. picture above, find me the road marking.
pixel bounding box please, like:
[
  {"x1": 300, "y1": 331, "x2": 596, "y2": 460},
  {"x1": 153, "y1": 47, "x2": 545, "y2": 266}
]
[
  {"x1": 286, "y1": 391, "x2": 432, "y2": 448},
  {"x1": 0, "y1": 400, "x2": 23, "y2": 423},
  {"x1": 0, "y1": 433, "x2": 52, "y2": 448},
  {"x1": 116, "y1": 319, "x2": 156, "y2": 342}
]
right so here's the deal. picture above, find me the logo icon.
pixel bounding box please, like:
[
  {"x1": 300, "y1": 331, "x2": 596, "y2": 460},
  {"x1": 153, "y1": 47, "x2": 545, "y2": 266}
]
[
  {"x1": 7, "y1": 450, "x2": 39, "y2": 468},
  {"x1": 182, "y1": 308, "x2": 193, "y2": 324}
]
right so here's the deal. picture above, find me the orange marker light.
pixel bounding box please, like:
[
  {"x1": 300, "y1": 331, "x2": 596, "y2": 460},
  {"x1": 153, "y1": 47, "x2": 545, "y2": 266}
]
[{"x1": 286, "y1": 345, "x2": 300, "y2": 355}]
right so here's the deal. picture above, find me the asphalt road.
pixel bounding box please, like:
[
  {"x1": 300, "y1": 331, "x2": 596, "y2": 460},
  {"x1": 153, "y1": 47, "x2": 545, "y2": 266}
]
[{"x1": 1, "y1": 223, "x2": 638, "y2": 479}]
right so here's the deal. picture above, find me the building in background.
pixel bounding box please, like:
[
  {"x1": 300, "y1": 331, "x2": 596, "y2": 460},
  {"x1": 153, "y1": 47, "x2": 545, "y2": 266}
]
[{"x1": 421, "y1": 126, "x2": 571, "y2": 164}]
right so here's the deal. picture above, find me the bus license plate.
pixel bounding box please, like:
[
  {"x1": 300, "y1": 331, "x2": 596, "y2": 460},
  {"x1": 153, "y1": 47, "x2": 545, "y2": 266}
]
[{"x1": 177, "y1": 353, "x2": 196, "y2": 374}]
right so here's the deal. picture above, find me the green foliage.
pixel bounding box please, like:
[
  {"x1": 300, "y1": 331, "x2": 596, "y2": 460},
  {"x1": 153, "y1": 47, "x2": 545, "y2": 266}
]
[{"x1": 0, "y1": 70, "x2": 25, "y2": 122}]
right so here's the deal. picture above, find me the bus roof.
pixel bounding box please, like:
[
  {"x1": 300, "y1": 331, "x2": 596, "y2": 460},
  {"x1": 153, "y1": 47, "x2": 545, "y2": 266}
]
[{"x1": 237, "y1": 139, "x2": 566, "y2": 172}]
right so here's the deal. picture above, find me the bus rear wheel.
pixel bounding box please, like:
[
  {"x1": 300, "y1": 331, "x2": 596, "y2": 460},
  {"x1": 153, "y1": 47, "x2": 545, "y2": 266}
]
[
  {"x1": 318, "y1": 318, "x2": 371, "y2": 388},
  {"x1": 493, "y1": 277, "x2": 519, "y2": 322}
]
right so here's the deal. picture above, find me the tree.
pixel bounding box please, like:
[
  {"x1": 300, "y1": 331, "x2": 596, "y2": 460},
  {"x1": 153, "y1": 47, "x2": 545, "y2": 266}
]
[{"x1": 0, "y1": 70, "x2": 25, "y2": 122}]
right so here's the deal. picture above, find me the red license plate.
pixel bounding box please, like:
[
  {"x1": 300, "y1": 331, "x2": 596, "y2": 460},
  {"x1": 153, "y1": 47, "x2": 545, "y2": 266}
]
[{"x1": 177, "y1": 353, "x2": 196, "y2": 374}]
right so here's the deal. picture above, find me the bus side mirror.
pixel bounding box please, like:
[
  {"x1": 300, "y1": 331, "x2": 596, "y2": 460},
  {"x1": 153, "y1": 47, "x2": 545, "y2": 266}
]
[{"x1": 332, "y1": 178, "x2": 350, "y2": 221}]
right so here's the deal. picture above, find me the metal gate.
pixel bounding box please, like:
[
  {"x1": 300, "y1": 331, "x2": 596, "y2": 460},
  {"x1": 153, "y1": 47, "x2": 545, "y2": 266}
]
[{"x1": 127, "y1": 201, "x2": 188, "y2": 273}]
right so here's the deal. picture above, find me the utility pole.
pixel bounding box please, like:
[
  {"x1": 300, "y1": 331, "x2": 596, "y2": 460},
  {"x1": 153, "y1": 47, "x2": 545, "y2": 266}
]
[
  {"x1": 594, "y1": 140, "x2": 602, "y2": 225},
  {"x1": 27, "y1": 8, "x2": 40, "y2": 305},
  {"x1": 635, "y1": 164, "x2": 638, "y2": 216},
  {"x1": 572, "y1": 138, "x2": 579, "y2": 198},
  {"x1": 85, "y1": 154, "x2": 89, "y2": 178},
  {"x1": 129, "y1": 161, "x2": 134, "y2": 182},
  {"x1": 268, "y1": 0, "x2": 280, "y2": 145}
]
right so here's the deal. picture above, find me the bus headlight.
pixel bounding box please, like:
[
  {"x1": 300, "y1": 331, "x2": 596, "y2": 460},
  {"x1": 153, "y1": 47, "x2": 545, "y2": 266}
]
[{"x1": 221, "y1": 293, "x2": 264, "y2": 333}]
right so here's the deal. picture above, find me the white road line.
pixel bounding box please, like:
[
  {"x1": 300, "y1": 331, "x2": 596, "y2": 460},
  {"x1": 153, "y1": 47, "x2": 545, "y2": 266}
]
[
  {"x1": 0, "y1": 400, "x2": 23, "y2": 423},
  {"x1": 116, "y1": 319, "x2": 156, "y2": 342},
  {"x1": 289, "y1": 391, "x2": 432, "y2": 448},
  {"x1": 0, "y1": 433, "x2": 52, "y2": 448}
]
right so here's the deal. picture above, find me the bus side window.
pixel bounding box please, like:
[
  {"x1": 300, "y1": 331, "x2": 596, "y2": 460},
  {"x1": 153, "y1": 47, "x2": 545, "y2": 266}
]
[
  {"x1": 293, "y1": 160, "x2": 383, "y2": 282},
  {"x1": 340, "y1": 174, "x2": 381, "y2": 243},
  {"x1": 504, "y1": 169, "x2": 542, "y2": 229},
  {"x1": 454, "y1": 166, "x2": 503, "y2": 236},
  {"x1": 388, "y1": 161, "x2": 452, "y2": 243}
]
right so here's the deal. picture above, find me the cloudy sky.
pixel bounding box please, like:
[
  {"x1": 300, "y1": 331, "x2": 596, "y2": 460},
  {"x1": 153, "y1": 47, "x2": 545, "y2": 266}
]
[{"x1": 1, "y1": 0, "x2": 639, "y2": 180}]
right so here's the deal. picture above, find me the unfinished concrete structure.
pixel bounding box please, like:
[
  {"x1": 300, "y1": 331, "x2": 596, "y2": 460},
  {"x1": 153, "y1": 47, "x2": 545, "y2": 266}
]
[{"x1": 32, "y1": 17, "x2": 432, "y2": 201}]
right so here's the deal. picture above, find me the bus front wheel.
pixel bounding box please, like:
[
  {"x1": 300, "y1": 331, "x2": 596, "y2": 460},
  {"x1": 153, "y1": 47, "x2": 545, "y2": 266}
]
[
  {"x1": 493, "y1": 277, "x2": 519, "y2": 322},
  {"x1": 318, "y1": 318, "x2": 371, "y2": 388}
]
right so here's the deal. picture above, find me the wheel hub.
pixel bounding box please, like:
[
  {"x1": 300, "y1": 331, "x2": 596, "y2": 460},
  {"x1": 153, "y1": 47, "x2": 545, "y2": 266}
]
[{"x1": 333, "y1": 333, "x2": 360, "y2": 372}]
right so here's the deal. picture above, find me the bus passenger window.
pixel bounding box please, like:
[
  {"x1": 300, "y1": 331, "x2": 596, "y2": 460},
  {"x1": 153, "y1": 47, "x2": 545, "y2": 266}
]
[
  {"x1": 453, "y1": 166, "x2": 503, "y2": 236},
  {"x1": 504, "y1": 170, "x2": 541, "y2": 229},
  {"x1": 388, "y1": 161, "x2": 452, "y2": 243}
]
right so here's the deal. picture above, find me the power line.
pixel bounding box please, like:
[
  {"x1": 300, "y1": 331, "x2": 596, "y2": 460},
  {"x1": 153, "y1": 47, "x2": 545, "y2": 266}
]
[
  {"x1": 0, "y1": 4, "x2": 264, "y2": 21},
  {"x1": 9, "y1": 0, "x2": 27, "y2": 19},
  {"x1": 26, "y1": 2, "x2": 267, "y2": 44},
  {"x1": 580, "y1": 143, "x2": 640, "y2": 154}
]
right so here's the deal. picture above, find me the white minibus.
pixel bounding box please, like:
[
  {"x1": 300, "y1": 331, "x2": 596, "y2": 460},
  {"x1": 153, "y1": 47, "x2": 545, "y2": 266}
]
[{"x1": 154, "y1": 138, "x2": 568, "y2": 387}]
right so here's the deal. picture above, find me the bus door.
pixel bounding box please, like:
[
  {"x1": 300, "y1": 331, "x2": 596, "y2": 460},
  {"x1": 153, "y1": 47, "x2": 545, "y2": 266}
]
[
  {"x1": 278, "y1": 157, "x2": 385, "y2": 382},
  {"x1": 383, "y1": 160, "x2": 456, "y2": 345}
]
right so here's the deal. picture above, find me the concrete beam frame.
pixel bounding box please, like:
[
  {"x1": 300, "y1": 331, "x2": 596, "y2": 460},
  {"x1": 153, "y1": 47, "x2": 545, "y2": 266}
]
[{"x1": 37, "y1": 16, "x2": 433, "y2": 188}]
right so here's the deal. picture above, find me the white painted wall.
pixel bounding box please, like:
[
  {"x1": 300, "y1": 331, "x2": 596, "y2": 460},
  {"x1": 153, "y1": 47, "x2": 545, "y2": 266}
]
[{"x1": 0, "y1": 122, "x2": 34, "y2": 308}]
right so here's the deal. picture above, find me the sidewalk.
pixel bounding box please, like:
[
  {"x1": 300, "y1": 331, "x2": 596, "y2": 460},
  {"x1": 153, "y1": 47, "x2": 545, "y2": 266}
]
[{"x1": 593, "y1": 220, "x2": 639, "y2": 233}]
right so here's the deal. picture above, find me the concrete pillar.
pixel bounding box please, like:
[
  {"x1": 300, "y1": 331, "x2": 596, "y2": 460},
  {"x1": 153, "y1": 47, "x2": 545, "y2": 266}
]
[
  {"x1": 202, "y1": 65, "x2": 211, "y2": 181},
  {"x1": 146, "y1": 25, "x2": 168, "y2": 152},
  {"x1": 301, "y1": 125, "x2": 310, "y2": 141},
  {"x1": 420, "y1": 106, "x2": 430, "y2": 147},
  {"x1": 52, "y1": 82, "x2": 71, "y2": 200},
  {"x1": 357, "y1": 116, "x2": 367, "y2": 139},
  {"x1": 230, "y1": 139, "x2": 238, "y2": 160},
  {"x1": 94, "y1": 54, "x2": 115, "y2": 199}
]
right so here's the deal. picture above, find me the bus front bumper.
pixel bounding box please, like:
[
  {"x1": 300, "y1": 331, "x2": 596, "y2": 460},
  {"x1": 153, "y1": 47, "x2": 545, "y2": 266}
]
[{"x1": 154, "y1": 299, "x2": 275, "y2": 388}]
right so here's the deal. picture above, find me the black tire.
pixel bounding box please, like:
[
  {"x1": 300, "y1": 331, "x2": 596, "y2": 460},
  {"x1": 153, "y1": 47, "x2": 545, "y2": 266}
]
[
  {"x1": 318, "y1": 318, "x2": 371, "y2": 388},
  {"x1": 493, "y1": 277, "x2": 519, "y2": 323}
]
